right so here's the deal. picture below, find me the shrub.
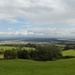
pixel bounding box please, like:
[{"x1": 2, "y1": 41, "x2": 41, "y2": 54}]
[
  {"x1": 17, "y1": 50, "x2": 30, "y2": 59},
  {"x1": 30, "y1": 50, "x2": 38, "y2": 60},
  {"x1": 4, "y1": 50, "x2": 18, "y2": 59},
  {"x1": 49, "y1": 46, "x2": 62, "y2": 60},
  {"x1": 30, "y1": 46, "x2": 62, "y2": 61}
]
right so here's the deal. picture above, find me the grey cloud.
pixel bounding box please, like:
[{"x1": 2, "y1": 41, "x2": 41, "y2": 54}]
[{"x1": 0, "y1": 0, "x2": 75, "y2": 24}]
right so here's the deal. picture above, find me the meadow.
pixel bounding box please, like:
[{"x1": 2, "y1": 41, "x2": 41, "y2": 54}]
[
  {"x1": 62, "y1": 50, "x2": 75, "y2": 56},
  {"x1": 0, "y1": 58, "x2": 75, "y2": 75},
  {"x1": 0, "y1": 46, "x2": 35, "y2": 50}
]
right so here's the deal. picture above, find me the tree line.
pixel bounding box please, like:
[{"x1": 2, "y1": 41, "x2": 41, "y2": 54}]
[{"x1": 4, "y1": 45, "x2": 62, "y2": 61}]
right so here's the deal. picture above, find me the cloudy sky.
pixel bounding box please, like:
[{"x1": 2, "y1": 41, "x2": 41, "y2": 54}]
[{"x1": 0, "y1": 0, "x2": 75, "y2": 38}]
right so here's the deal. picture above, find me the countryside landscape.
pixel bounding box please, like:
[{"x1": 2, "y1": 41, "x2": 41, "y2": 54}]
[
  {"x1": 0, "y1": 0, "x2": 75, "y2": 75},
  {"x1": 0, "y1": 37, "x2": 75, "y2": 75}
]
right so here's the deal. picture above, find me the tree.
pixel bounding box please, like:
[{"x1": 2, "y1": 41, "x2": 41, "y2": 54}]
[
  {"x1": 4, "y1": 50, "x2": 18, "y2": 59},
  {"x1": 30, "y1": 46, "x2": 62, "y2": 61},
  {"x1": 17, "y1": 49, "x2": 30, "y2": 59}
]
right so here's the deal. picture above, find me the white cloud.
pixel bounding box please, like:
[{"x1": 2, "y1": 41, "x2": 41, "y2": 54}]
[{"x1": 0, "y1": 28, "x2": 75, "y2": 38}]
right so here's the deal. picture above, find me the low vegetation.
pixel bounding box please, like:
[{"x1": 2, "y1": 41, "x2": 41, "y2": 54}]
[
  {"x1": 0, "y1": 59, "x2": 75, "y2": 75},
  {"x1": 17, "y1": 50, "x2": 30, "y2": 59},
  {"x1": 4, "y1": 50, "x2": 18, "y2": 59}
]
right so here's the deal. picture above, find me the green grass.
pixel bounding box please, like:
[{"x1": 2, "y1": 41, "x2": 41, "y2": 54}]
[
  {"x1": 0, "y1": 54, "x2": 4, "y2": 59},
  {"x1": 62, "y1": 50, "x2": 75, "y2": 56},
  {"x1": 0, "y1": 59, "x2": 75, "y2": 75},
  {"x1": 0, "y1": 46, "x2": 16, "y2": 50},
  {"x1": 23, "y1": 47, "x2": 35, "y2": 50},
  {"x1": 0, "y1": 46, "x2": 35, "y2": 50}
]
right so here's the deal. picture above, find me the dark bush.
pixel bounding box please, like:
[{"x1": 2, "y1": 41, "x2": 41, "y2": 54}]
[
  {"x1": 17, "y1": 50, "x2": 30, "y2": 59},
  {"x1": 4, "y1": 50, "x2": 18, "y2": 59},
  {"x1": 30, "y1": 50, "x2": 39, "y2": 60},
  {"x1": 49, "y1": 46, "x2": 62, "y2": 59},
  {"x1": 30, "y1": 46, "x2": 62, "y2": 61}
]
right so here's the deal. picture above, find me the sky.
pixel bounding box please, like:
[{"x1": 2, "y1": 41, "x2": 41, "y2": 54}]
[{"x1": 0, "y1": 0, "x2": 75, "y2": 38}]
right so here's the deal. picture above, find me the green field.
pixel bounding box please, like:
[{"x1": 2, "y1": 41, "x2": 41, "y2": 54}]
[
  {"x1": 0, "y1": 46, "x2": 35, "y2": 50},
  {"x1": 0, "y1": 46, "x2": 16, "y2": 50},
  {"x1": 0, "y1": 54, "x2": 3, "y2": 59},
  {"x1": 62, "y1": 50, "x2": 75, "y2": 56},
  {"x1": 0, "y1": 59, "x2": 75, "y2": 75}
]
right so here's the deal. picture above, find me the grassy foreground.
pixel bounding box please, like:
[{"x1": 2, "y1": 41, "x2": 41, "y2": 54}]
[{"x1": 0, "y1": 59, "x2": 75, "y2": 75}]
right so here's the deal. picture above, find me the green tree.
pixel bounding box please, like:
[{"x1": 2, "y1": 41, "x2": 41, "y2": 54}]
[{"x1": 4, "y1": 50, "x2": 18, "y2": 59}]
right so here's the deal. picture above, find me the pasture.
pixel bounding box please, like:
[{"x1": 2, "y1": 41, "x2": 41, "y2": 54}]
[
  {"x1": 62, "y1": 50, "x2": 75, "y2": 56},
  {"x1": 0, "y1": 46, "x2": 15, "y2": 50},
  {"x1": 0, "y1": 59, "x2": 75, "y2": 75},
  {"x1": 0, "y1": 46, "x2": 35, "y2": 50}
]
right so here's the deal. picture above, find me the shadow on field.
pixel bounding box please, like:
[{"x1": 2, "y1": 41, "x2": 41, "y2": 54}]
[
  {"x1": 0, "y1": 58, "x2": 4, "y2": 60},
  {"x1": 62, "y1": 56, "x2": 75, "y2": 59}
]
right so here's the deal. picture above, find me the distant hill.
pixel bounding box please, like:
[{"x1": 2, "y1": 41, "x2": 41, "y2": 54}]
[
  {"x1": 0, "y1": 37, "x2": 75, "y2": 43},
  {"x1": 0, "y1": 37, "x2": 57, "y2": 42}
]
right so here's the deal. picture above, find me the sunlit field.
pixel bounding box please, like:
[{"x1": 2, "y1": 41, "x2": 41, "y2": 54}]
[
  {"x1": 62, "y1": 50, "x2": 75, "y2": 56},
  {"x1": 0, "y1": 46, "x2": 35, "y2": 50}
]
